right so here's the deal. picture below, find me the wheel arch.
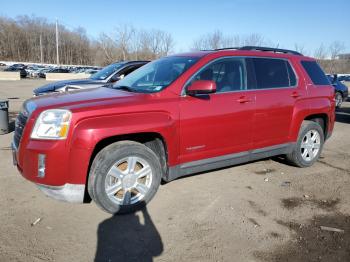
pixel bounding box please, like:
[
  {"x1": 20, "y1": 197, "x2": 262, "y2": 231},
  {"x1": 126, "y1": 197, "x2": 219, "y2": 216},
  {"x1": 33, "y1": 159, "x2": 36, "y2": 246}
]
[{"x1": 304, "y1": 113, "x2": 329, "y2": 139}]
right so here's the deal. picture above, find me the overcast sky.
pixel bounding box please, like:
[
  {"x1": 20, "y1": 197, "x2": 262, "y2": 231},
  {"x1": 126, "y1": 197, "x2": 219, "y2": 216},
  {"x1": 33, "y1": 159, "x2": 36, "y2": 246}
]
[{"x1": 1, "y1": 0, "x2": 349, "y2": 53}]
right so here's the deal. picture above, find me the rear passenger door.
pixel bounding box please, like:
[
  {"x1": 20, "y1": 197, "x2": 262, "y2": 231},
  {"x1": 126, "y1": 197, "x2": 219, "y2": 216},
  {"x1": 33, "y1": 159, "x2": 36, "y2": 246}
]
[{"x1": 247, "y1": 57, "x2": 305, "y2": 148}]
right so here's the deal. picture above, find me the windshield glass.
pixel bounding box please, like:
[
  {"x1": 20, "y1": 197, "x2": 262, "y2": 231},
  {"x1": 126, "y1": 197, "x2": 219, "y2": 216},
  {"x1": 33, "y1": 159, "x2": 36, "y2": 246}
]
[
  {"x1": 90, "y1": 63, "x2": 124, "y2": 80},
  {"x1": 113, "y1": 56, "x2": 199, "y2": 93}
]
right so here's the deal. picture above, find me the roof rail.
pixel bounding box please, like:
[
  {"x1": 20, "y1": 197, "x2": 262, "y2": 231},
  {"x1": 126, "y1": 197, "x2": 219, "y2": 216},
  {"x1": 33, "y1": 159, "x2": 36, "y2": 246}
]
[
  {"x1": 239, "y1": 46, "x2": 303, "y2": 56},
  {"x1": 213, "y1": 46, "x2": 303, "y2": 56}
]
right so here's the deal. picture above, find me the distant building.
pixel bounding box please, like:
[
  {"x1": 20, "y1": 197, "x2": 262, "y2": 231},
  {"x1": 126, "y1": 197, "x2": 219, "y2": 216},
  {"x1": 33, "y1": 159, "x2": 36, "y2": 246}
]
[{"x1": 337, "y1": 53, "x2": 350, "y2": 60}]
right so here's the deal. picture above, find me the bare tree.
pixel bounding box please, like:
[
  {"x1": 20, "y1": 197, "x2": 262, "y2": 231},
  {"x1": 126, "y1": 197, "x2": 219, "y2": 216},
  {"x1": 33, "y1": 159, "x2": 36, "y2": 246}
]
[
  {"x1": 98, "y1": 33, "x2": 118, "y2": 64},
  {"x1": 243, "y1": 33, "x2": 265, "y2": 46},
  {"x1": 294, "y1": 43, "x2": 307, "y2": 55},
  {"x1": 115, "y1": 24, "x2": 135, "y2": 60},
  {"x1": 192, "y1": 30, "x2": 236, "y2": 50},
  {"x1": 329, "y1": 41, "x2": 345, "y2": 60},
  {"x1": 328, "y1": 41, "x2": 345, "y2": 73},
  {"x1": 192, "y1": 31, "x2": 266, "y2": 50},
  {"x1": 314, "y1": 44, "x2": 328, "y2": 60}
]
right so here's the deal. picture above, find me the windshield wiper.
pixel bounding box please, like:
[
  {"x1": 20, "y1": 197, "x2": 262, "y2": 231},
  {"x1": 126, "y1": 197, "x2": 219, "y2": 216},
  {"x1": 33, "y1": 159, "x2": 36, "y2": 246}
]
[{"x1": 112, "y1": 85, "x2": 134, "y2": 92}]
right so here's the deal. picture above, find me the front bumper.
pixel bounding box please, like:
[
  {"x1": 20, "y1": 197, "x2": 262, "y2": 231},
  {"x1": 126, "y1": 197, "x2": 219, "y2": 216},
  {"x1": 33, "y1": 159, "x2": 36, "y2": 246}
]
[
  {"x1": 37, "y1": 183, "x2": 85, "y2": 203},
  {"x1": 11, "y1": 139, "x2": 85, "y2": 203},
  {"x1": 12, "y1": 142, "x2": 86, "y2": 203}
]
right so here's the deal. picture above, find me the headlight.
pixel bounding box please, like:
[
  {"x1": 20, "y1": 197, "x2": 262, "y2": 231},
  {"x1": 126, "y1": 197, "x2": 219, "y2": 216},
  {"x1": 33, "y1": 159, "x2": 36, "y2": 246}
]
[{"x1": 31, "y1": 109, "x2": 72, "y2": 140}]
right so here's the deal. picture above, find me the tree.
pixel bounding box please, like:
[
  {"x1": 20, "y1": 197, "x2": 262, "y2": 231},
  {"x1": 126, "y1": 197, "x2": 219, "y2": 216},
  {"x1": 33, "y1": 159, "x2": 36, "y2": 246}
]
[
  {"x1": 329, "y1": 41, "x2": 345, "y2": 60},
  {"x1": 192, "y1": 31, "x2": 266, "y2": 50}
]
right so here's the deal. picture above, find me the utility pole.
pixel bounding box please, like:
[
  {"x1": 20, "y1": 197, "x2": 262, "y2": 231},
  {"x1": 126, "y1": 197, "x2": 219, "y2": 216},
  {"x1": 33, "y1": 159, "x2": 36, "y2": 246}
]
[
  {"x1": 39, "y1": 34, "x2": 43, "y2": 64},
  {"x1": 55, "y1": 19, "x2": 59, "y2": 65}
]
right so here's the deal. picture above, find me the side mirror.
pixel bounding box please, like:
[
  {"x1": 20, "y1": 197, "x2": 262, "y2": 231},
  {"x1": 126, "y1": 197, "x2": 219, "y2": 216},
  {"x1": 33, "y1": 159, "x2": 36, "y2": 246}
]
[{"x1": 187, "y1": 80, "x2": 216, "y2": 96}]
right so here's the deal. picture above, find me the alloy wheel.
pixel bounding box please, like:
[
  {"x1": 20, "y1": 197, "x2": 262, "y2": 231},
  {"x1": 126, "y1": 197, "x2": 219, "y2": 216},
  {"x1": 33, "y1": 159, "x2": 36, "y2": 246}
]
[
  {"x1": 104, "y1": 156, "x2": 153, "y2": 205},
  {"x1": 300, "y1": 129, "x2": 321, "y2": 162}
]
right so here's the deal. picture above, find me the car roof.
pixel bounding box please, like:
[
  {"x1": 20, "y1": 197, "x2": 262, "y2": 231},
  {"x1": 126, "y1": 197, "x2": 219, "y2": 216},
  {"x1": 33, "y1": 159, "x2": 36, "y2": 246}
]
[{"x1": 113, "y1": 60, "x2": 150, "y2": 66}]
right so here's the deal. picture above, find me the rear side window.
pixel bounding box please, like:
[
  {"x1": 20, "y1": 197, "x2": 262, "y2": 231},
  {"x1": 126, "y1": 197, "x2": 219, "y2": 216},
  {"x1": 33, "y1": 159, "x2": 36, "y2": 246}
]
[
  {"x1": 301, "y1": 61, "x2": 330, "y2": 85},
  {"x1": 252, "y1": 58, "x2": 296, "y2": 89}
]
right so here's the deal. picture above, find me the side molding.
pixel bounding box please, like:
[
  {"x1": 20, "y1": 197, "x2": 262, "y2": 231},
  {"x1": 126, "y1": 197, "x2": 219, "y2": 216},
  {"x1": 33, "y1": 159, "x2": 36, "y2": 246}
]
[{"x1": 165, "y1": 143, "x2": 295, "y2": 182}]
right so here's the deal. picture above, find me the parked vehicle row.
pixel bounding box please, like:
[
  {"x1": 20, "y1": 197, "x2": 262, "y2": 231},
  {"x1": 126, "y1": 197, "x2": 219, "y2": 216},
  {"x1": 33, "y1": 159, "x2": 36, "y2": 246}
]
[
  {"x1": 1, "y1": 63, "x2": 103, "y2": 79},
  {"x1": 13, "y1": 46, "x2": 336, "y2": 215}
]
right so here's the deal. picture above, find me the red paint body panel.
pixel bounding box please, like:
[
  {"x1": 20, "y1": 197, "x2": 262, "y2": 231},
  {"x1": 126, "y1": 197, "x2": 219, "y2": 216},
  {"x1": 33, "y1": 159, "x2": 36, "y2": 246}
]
[{"x1": 15, "y1": 50, "x2": 335, "y2": 187}]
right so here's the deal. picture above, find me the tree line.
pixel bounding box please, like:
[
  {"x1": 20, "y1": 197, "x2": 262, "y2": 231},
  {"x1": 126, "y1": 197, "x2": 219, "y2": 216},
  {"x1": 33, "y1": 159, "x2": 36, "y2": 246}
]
[
  {"x1": 0, "y1": 16, "x2": 92, "y2": 65},
  {"x1": 0, "y1": 16, "x2": 174, "y2": 66},
  {"x1": 0, "y1": 16, "x2": 349, "y2": 73}
]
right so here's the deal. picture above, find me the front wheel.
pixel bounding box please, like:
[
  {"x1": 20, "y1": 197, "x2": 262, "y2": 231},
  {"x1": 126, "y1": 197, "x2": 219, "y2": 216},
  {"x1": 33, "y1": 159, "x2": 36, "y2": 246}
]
[
  {"x1": 286, "y1": 120, "x2": 324, "y2": 167},
  {"x1": 88, "y1": 141, "x2": 162, "y2": 214}
]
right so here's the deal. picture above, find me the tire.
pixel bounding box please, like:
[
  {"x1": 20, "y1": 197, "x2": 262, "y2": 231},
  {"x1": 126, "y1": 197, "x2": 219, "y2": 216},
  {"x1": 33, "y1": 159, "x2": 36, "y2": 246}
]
[
  {"x1": 286, "y1": 120, "x2": 324, "y2": 167},
  {"x1": 88, "y1": 141, "x2": 162, "y2": 214},
  {"x1": 335, "y1": 92, "x2": 343, "y2": 108}
]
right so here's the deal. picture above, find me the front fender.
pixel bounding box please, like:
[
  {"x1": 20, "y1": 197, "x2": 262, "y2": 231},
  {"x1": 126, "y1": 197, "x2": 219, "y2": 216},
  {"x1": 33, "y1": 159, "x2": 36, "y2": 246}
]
[{"x1": 66, "y1": 112, "x2": 178, "y2": 184}]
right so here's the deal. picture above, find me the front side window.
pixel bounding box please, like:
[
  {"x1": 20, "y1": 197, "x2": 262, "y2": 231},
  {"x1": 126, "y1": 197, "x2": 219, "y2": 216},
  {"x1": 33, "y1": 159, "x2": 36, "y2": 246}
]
[
  {"x1": 188, "y1": 58, "x2": 247, "y2": 93},
  {"x1": 252, "y1": 58, "x2": 295, "y2": 89},
  {"x1": 90, "y1": 63, "x2": 124, "y2": 80},
  {"x1": 114, "y1": 56, "x2": 199, "y2": 93}
]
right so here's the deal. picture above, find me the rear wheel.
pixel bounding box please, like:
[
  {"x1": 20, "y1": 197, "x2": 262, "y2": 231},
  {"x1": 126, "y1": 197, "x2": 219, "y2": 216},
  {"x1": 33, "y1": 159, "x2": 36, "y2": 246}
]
[
  {"x1": 286, "y1": 120, "x2": 324, "y2": 167},
  {"x1": 335, "y1": 92, "x2": 343, "y2": 108},
  {"x1": 88, "y1": 141, "x2": 162, "y2": 214}
]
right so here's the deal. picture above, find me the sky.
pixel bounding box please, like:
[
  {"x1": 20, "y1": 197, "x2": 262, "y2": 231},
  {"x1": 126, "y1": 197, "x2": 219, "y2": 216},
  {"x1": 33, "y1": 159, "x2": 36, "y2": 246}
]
[{"x1": 1, "y1": 0, "x2": 350, "y2": 54}]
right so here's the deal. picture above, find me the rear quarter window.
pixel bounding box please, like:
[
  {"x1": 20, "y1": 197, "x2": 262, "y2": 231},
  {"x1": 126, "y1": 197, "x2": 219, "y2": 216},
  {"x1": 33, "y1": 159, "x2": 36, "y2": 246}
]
[{"x1": 301, "y1": 61, "x2": 330, "y2": 85}]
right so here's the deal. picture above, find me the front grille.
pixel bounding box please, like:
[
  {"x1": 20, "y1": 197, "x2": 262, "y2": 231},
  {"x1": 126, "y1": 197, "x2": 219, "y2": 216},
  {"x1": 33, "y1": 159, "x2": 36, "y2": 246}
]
[{"x1": 13, "y1": 112, "x2": 28, "y2": 148}]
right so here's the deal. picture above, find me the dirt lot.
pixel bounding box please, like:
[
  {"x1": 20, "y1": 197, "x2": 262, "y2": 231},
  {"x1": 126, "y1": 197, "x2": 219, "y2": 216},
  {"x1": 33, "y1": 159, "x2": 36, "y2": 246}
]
[{"x1": 0, "y1": 79, "x2": 349, "y2": 262}]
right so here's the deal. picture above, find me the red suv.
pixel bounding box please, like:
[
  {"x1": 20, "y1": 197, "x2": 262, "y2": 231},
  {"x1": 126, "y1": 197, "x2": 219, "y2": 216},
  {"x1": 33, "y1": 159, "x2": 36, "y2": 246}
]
[{"x1": 12, "y1": 46, "x2": 335, "y2": 214}]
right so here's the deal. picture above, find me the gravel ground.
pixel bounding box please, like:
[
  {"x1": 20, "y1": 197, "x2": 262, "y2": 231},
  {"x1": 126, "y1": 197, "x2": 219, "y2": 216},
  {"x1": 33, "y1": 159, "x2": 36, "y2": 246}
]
[{"x1": 0, "y1": 79, "x2": 349, "y2": 262}]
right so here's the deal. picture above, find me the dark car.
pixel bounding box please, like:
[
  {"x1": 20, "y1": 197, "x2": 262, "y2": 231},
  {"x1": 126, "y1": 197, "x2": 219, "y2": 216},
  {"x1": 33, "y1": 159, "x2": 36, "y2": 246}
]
[
  {"x1": 38, "y1": 68, "x2": 70, "y2": 78},
  {"x1": 11, "y1": 63, "x2": 27, "y2": 69},
  {"x1": 337, "y1": 75, "x2": 350, "y2": 82},
  {"x1": 327, "y1": 74, "x2": 349, "y2": 108},
  {"x1": 33, "y1": 61, "x2": 149, "y2": 96},
  {"x1": 4, "y1": 66, "x2": 27, "y2": 78}
]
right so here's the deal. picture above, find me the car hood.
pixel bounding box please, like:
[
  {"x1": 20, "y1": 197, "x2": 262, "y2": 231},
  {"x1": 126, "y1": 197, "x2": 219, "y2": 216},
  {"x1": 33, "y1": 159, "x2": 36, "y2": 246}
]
[
  {"x1": 29, "y1": 87, "x2": 145, "y2": 112},
  {"x1": 33, "y1": 78, "x2": 106, "y2": 94},
  {"x1": 333, "y1": 81, "x2": 349, "y2": 92}
]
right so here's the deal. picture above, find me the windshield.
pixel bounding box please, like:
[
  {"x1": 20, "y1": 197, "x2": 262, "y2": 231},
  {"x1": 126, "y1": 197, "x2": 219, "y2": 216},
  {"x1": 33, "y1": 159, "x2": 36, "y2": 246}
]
[
  {"x1": 90, "y1": 63, "x2": 124, "y2": 80},
  {"x1": 113, "y1": 56, "x2": 199, "y2": 93}
]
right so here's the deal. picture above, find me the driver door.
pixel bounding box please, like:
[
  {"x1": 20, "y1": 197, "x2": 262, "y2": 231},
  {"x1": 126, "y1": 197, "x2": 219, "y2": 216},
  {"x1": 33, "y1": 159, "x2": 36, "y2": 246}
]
[{"x1": 179, "y1": 57, "x2": 255, "y2": 164}]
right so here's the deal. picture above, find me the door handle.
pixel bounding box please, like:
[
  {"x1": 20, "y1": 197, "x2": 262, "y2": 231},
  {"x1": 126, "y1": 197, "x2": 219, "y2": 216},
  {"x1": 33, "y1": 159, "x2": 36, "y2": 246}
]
[
  {"x1": 291, "y1": 91, "x2": 301, "y2": 98},
  {"x1": 237, "y1": 96, "x2": 252, "y2": 103}
]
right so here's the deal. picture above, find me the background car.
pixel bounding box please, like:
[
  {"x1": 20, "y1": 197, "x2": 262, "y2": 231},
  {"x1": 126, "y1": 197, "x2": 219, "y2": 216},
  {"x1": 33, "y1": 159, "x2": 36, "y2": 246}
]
[
  {"x1": 337, "y1": 75, "x2": 350, "y2": 82},
  {"x1": 33, "y1": 60, "x2": 149, "y2": 96},
  {"x1": 4, "y1": 65, "x2": 27, "y2": 78},
  {"x1": 327, "y1": 74, "x2": 349, "y2": 108},
  {"x1": 25, "y1": 65, "x2": 46, "y2": 77},
  {"x1": 38, "y1": 68, "x2": 70, "y2": 78},
  {"x1": 11, "y1": 63, "x2": 27, "y2": 69}
]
